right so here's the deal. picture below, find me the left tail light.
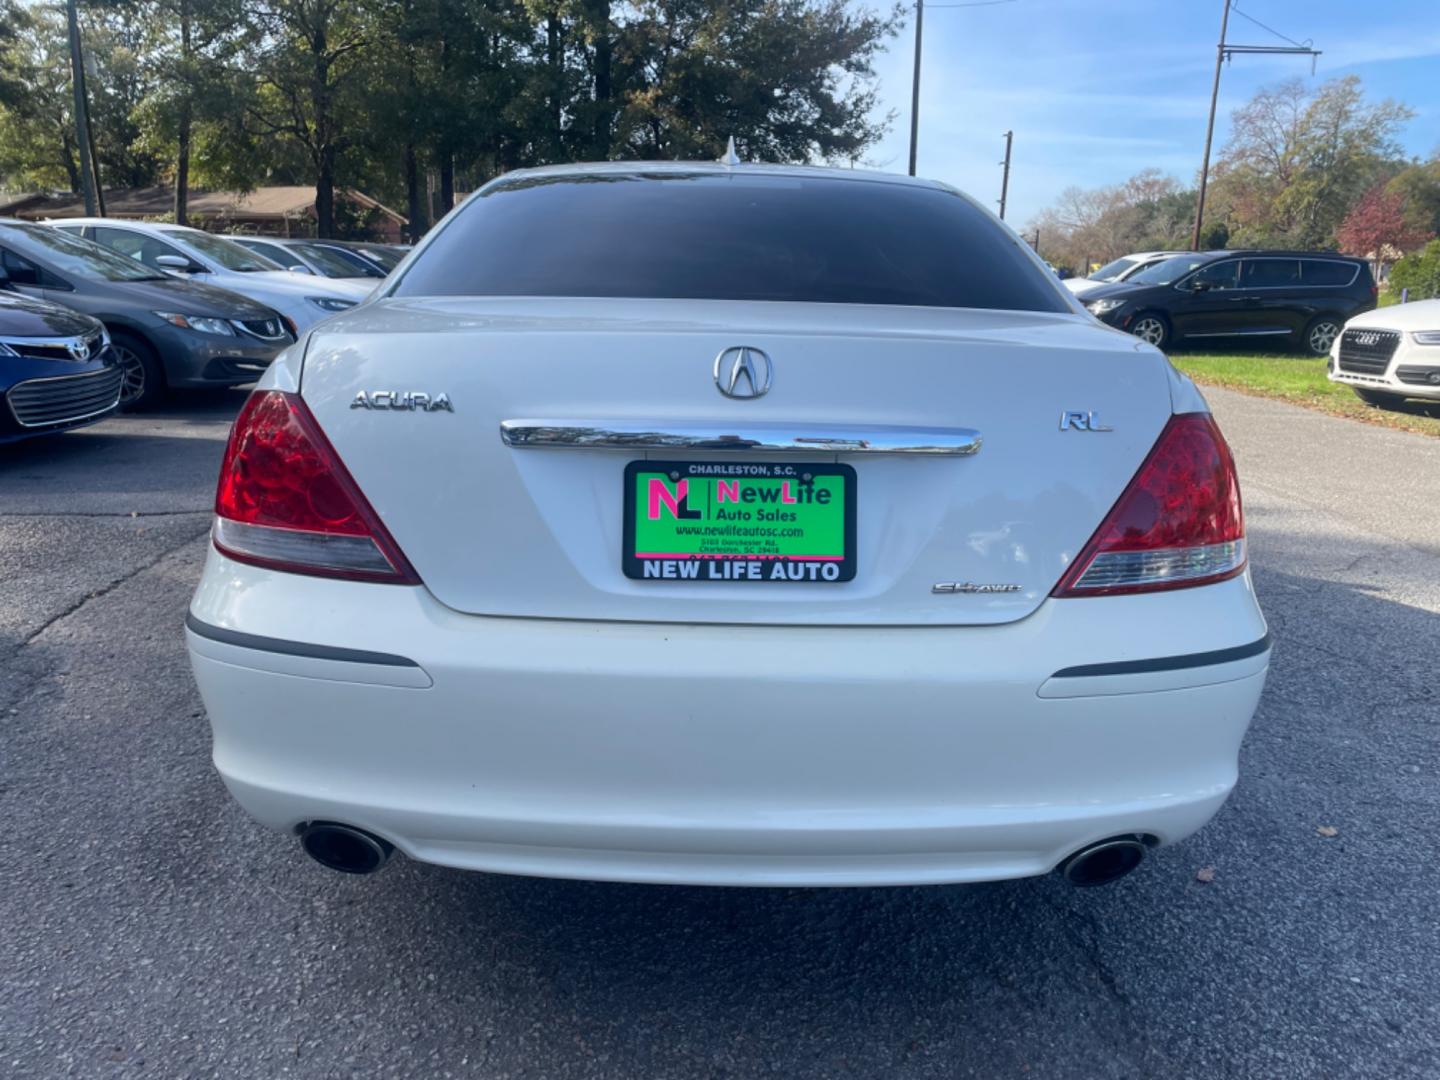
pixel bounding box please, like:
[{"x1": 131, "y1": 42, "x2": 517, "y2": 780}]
[{"x1": 213, "y1": 389, "x2": 420, "y2": 584}]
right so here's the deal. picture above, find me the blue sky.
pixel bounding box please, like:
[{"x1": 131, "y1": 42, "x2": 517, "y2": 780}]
[{"x1": 860, "y1": 0, "x2": 1440, "y2": 226}]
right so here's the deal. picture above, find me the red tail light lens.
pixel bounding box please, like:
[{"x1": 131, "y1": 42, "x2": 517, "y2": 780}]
[
  {"x1": 213, "y1": 390, "x2": 419, "y2": 584},
  {"x1": 1053, "y1": 412, "x2": 1244, "y2": 597}
]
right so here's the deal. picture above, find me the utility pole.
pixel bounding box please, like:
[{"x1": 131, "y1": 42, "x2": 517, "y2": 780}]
[
  {"x1": 1192, "y1": 0, "x2": 1320, "y2": 250},
  {"x1": 998, "y1": 130, "x2": 1013, "y2": 220},
  {"x1": 908, "y1": 0, "x2": 1017, "y2": 177},
  {"x1": 907, "y1": 0, "x2": 923, "y2": 176},
  {"x1": 65, "y1": 0, "x2": 98, "y2": 215}
]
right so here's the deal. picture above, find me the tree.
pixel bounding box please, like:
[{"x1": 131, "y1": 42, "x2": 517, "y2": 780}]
[
  {"x1": 1208, "y1": 76, "x2": 1411, "y2": 249},
  {"x1": 0, "y1": 5, "x2": 84, "y2": 191},
  {"x1": 1025, "y1": 169, "x2": 1193, "y2": 272},
  {"x1": 608, "y1": 0, "x2": 901, "y2": 163},
  {"x1": 1336, "y1": 182, "x2": 1433, "y2": 270},
  {"x1": 0, "y1": 0, "x2": 30, "y2": 111},
  {"x1": 1387, "y1": 156, "x2": 1440, "y2": 238},
  {"x1": 241, "y1": 0, "x2": 377, "y2": 236},
  {"x1": 123, "y1": 0, "x2": 248, "y2": 223}
]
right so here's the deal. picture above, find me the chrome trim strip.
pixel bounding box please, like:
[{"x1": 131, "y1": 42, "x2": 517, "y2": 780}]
[
  {"x1": 0, "y1": 329, "x2": 104, "y2": 360},
  {"x1": 499, "y1": 420, "x2": 982, "y2": 456},
  {"x1": 185, "y1": 612, "x2": 420, "y2": 667},
  {"x1": 1185, "y1": 328, "x2": 1293, "y2": 338}
]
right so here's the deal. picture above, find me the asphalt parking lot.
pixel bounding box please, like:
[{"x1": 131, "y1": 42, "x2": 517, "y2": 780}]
[{"x1": 3, "y1": 385, "x2": 1439, "y2": 1079}]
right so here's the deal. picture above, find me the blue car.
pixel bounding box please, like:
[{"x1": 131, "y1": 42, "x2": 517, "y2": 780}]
[{"x1": 0, "y1": 289, "x2": 120, "y2": 443}]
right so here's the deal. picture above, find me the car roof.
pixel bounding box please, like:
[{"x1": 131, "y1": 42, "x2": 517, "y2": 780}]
[
  {"x1": 487, "y1": 159, "x2": 954, "y2": 194},
  {"x1": 1181, "y1": 249, "x2": 1365, "y2": 262},
  {"x1": 50, "y1": 218, "x2": 205, "y2": 237}
]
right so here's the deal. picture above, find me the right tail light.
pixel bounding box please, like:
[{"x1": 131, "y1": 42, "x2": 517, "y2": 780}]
[{"x1": 1052, "y1": 412, "x2": 1245, "y2": 597}]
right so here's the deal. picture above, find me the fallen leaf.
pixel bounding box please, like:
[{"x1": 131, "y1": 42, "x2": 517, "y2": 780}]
[
  {"x1": 1317, "y1": 825, "x2": 1339, "y2": 838},
  {"x1": 1195, "y1": 866, "x2": 1216, "y2": 883}
]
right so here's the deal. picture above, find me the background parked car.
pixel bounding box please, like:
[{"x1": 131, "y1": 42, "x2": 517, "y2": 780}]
[
  {"x1": 1328, "y1": 298, "x2": 1440, "y2": 410},
  {"x1": 0, "y1": 290, "x2": 120, "y2": 443},
  {"x1": 310, "y1": 240, "x2": 408, "y2": 276},
  {"x1": 229, "y1": 236, "x2": 382, "y2": 281},
  {"x1": 52, "y1": 219, "x2": 373, "y2": 335},
  {"x1": 1080, "y1": 251, "x2": 1376, "y2": 354},
  {"x1": 0, "y1": 220, "x2": 292, "y2": 408},
  {"x1": 1065, "y1": 250, "x2": 1188, "y2": 298}
]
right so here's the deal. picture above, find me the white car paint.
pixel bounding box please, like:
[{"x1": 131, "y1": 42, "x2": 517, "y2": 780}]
[
  {"x1": 52, "y1": 218, "x2": 373, "y2": 334},
  {"x1": 1328, "y1": 298, "x2": 1440, "y2": 402},
  {"x1": 1065, "y1": 251, "x2": 1188, "y2": 298},
  {"x1": 185, "y1": 162, "x2": 1268, "y2": 887}
]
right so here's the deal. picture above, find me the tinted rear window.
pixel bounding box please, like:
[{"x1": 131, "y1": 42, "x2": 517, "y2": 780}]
[
  {"x1": 393, "y1": 172, "x2": 1068, "y2": 312},
  {"x1": 1301, "y1": 259, "x2": 1360, "y2": 286},
  {"x1": 1242, "y1": 259, "x2": 1300, "y2": 287}
]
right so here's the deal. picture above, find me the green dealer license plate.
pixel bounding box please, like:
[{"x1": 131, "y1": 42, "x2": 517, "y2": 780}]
[{"x1": 623, "y1": 461, "x2": 856, "y2": 583}]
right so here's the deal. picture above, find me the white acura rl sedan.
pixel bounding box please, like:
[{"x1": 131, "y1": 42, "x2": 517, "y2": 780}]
[{"x1": 185, "y1": 161, "x2": 1270, "y2": 889}]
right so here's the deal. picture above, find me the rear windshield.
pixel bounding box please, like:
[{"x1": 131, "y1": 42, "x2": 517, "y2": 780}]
[
  {"x1": 1091, "y1": 256, "x2": 1138, "y2": 282},
  {"x1": 1127, "y1": 255, "x2": 1212, "y2": 286},
  {"x1": 392, "y1": 171, "x2": 1069, "y2": 312}
]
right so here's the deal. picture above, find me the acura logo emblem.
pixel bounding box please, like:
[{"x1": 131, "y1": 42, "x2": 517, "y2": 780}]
[{"x1": 714, "y1": 346, "x2": 772, "y2": 399}]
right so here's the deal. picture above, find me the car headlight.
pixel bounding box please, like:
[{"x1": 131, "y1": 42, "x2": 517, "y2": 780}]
[
  {"x1": 308, "y1": 296, "x2": 356, "y2": 312},
  {"x1": 154, "y1": 311, "x2": 235, "y2": 336},
  {"x1": 1413, "y1": 330, "x2": 1440, "y2": 346},
  {"x1": 1085, "y1": 299, "x2": 1125, "y2": 315}
]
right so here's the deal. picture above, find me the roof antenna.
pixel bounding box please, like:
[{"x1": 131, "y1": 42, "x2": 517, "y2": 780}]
[{"x1": 718, "y1": 136, "x2": 741, "y2": 166}]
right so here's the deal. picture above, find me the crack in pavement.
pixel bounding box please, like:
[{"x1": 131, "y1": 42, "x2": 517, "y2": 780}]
[
  {"x1": 1038, "y1": 894, "x2": 1132, "y2": 1008},
  {"x1": 0, "y1": 526, "x2": 210, "y2": 716},
  {"x1": 16, "y1": 524, "x2": 210, "y2": 651}
]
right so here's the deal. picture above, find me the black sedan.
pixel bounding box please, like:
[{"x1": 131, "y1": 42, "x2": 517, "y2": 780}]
[
  {"x1": 0, "y1": 291, "x2": 120, "y2": 444},
  {"x1": 0, "y1": 221, "x2": 292, "y2": 408}
]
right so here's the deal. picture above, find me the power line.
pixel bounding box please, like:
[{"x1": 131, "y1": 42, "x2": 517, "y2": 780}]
[
  {"x1": 1191, "y1": 0, "x2": 1321, "y2": 250},
  {"x1": 1229, "y1": 4, "x2": 1309, "y2": 49}
]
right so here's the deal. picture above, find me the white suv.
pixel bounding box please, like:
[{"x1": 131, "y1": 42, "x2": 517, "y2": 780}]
[
  {"x1": 1328, "y1": 299, "x2": 1440, "y2": 408},
  {"x1": 53, "y1": 219, "x2": 373, "y2": 334}
]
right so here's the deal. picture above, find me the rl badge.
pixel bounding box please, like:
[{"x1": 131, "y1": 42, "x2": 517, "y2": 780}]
[{"x1": 622, "y1": 461, "x2": 856, "y2": 583}]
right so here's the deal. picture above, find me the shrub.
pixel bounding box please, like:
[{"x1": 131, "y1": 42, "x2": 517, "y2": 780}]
[{"x1": 1389, "y1": 239, "x2": 1440, "y2": 300}]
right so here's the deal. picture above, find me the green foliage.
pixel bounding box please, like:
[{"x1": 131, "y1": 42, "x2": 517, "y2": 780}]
[
  {"x1": 1389, "y1": 238, "x2": 1440, "y2": 301},
  {"x1": 1387, "y1": 158, "x2": 1440, "y2": 237},
  {"x1": 1208, "y1": 76, "x2": 1411, "y2": 250},
  {"x1": 1025, "y1": 168, "x2": 1194, "y2": 272},
  {"x1": 1, "y1": 0, "x2": 900, "y2": 238},
  {"x1": 0, "y1": 0, "x2": 32, "y2": 111}
]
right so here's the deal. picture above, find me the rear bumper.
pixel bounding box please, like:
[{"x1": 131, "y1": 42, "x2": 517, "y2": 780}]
[{"x1": 187, "y1": 549, "x2": 1270, "y2": 886}]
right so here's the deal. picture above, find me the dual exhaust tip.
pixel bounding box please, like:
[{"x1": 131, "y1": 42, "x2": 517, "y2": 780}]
[{"x1": 296, "y1": 823, "x2": 1151, "y2": 886}]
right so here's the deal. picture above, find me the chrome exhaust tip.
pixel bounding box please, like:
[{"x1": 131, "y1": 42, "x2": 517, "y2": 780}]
[
  {"x1": 298, "y1": 822, "x2": 395, "y2": 875},
  {"x1": 1060, "y1": 836, "x2": 1147, "y2": 887}
]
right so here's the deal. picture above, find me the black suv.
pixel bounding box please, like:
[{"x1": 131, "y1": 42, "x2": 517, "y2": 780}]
[{"x1": 1080, "y1": 250, "x2": 1376, "y2": 355}]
